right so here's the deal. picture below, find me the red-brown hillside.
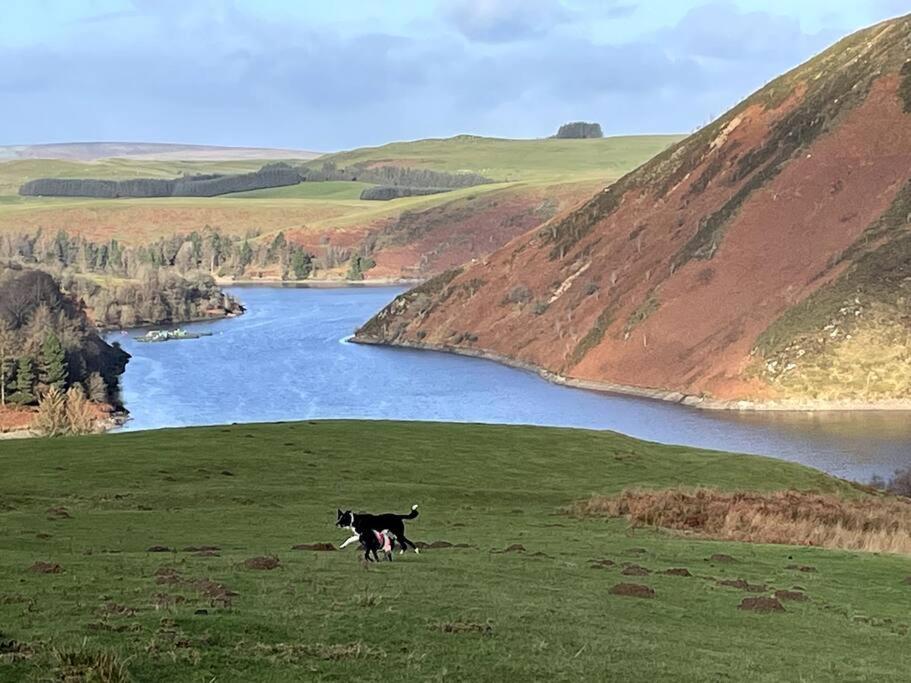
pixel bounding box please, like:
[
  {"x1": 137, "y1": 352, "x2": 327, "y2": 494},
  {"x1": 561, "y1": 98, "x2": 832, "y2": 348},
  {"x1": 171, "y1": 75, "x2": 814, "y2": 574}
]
[{"x1": 356, "y1": 15, "x2": 911, "y2": 406}]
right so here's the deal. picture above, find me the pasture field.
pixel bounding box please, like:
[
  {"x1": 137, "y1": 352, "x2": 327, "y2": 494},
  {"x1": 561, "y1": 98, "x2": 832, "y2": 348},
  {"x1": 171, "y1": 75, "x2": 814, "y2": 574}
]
[
  {"x1": 1, "y1": 420, "x2": 909, "y2": 681},
  {"x1": 0, "y1": 136, "x2": 682, "y2": 244}
]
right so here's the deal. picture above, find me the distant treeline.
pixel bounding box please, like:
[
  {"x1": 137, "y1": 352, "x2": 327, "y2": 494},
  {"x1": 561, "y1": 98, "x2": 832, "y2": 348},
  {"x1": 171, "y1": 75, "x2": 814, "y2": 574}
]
[
  {"x1": 62, "y1": 271, "x2": 243, "y2": 329},
  {"x1": 1, "y1": 228, "x2": 314, "y2": 281},
  {"x1": 299, "y1": 161, "x2": 493, "y2": 189},
  {"x1": 19, "y1": 160, "x2": 494, "y2": 200},
  {"x1": 359, "y1": 186, "x2": 450, "y2": 201},
  {"x1": 19, "y1": 163, "x2": 301, "y2": 199},
  {"x1": 1, "y1": 228, "x2": 321, "y2": 327}
]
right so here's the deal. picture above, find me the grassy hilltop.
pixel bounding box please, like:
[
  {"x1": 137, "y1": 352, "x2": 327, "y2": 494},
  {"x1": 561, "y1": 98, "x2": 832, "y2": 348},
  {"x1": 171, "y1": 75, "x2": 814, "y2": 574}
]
[
  {"x1": 0, "y1": 136, "x2": 680, "y2": 271},
  {"x1": 2, "y1": 421, "x2": 910, "y2": 681}
]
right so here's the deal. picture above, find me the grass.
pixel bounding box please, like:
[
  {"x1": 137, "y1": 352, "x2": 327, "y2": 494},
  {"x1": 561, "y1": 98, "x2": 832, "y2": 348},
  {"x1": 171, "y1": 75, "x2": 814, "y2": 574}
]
[
  {"x1": 316, "y1": 134, "x2": 684, "y2": 184},
  {"x1": 2, "y1": 420, "x2": 911, "y2": 681}
]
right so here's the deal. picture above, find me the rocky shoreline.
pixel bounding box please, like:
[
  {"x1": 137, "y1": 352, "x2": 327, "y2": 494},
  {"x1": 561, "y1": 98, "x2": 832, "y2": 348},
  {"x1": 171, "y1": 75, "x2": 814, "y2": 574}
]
[{"x1": 350, "y1": 336, "x2": 911, "y2": 413}]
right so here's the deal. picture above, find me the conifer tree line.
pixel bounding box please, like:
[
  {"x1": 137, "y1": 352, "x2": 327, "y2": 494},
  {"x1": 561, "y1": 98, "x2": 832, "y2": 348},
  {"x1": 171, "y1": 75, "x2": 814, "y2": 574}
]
[
  {"x1": 0, "y1": 264, "x2": 129, "y2": 415},
  {"x1": 1, "y1": 227, "x2": 319, "y2": 327}
]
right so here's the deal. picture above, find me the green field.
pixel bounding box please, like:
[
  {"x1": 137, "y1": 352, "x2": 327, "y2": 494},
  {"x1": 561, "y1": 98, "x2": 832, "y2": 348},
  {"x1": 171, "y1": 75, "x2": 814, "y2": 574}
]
[{"x1": 2, "y1": 421, "x2": 909, "y2": 681}]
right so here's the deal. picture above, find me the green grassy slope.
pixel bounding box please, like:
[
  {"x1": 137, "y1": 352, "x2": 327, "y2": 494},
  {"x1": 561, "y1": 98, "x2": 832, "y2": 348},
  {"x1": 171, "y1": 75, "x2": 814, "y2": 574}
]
[
  {"x1": 315, "y1": 134, "x2": 684, "y2": 183},
  {"x1": 2, "y1": 421, "x2": 909, "y2": 681}
]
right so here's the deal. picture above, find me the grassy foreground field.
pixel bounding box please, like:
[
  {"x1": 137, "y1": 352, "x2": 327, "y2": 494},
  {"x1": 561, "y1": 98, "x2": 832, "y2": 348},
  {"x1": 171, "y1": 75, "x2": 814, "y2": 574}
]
[{"x1": 2, "y1": 421, "x2": 909, "y2": 681}]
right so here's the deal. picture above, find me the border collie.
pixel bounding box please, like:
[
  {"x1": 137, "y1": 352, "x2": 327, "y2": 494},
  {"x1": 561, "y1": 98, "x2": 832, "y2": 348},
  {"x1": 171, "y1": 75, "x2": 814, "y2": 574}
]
[{"x1": 337, "y1": 504, "x2": 419, "y2": 554}]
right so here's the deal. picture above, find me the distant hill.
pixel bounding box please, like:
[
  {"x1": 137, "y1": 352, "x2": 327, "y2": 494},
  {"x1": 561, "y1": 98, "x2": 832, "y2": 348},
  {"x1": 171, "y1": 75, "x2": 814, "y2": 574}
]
[
  {"x1": 355, "y1": 14, "x2": 911, "y2": 407},
  {"x1": 0, "y1": 142, "x2": 321, "y2": 162}
]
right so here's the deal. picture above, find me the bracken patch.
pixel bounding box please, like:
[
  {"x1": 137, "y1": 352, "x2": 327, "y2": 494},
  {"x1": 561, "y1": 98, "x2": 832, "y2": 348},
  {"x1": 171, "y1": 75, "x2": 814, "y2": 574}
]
[{"x1": 569, "y1": 488, "x2": 911, "y2": 555}]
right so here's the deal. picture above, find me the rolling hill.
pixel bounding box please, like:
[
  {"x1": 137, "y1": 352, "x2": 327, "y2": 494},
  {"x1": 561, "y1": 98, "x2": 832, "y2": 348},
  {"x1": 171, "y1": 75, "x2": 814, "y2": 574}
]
[
  {"x1": 0, "y1": 142, "x2": 320, "y2": 162},
  {"x1": 355, "y1": 14, "x2": 911, "y2": 406},
  {"x1": 0, "y1": 135, "x2": 681, "y2": 282}
]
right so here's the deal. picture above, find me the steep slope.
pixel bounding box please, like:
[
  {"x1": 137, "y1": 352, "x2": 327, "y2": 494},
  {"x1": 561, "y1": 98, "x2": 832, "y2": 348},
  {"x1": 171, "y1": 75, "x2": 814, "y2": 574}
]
[{"x1": 356, "y1": 15, "x2": 911, "y2": 407}]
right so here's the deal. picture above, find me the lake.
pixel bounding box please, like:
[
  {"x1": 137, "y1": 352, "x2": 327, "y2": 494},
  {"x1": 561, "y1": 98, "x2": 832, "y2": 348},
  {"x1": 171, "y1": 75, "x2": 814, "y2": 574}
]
[{"x1": 112, "y1": 285, "x2": 911, "y2": 481}]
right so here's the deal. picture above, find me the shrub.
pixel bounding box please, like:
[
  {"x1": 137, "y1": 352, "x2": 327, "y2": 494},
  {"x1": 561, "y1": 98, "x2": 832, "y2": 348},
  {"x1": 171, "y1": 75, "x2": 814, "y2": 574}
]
[
  {"x1": 66, "y1": 385, "x2": 97, "y2": 435},
  {"x1": 33, "y1": 385, "x2": 68, "y2": 437},
  {"x1": 871, "y1": 467, "x2": 911, "y2": 498}
]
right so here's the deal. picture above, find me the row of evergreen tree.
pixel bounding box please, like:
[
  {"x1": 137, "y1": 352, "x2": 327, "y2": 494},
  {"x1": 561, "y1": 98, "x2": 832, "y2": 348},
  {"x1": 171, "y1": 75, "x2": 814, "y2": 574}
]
[{"x1": 0, "y1": 320, "x2": 109, "y2": 408}]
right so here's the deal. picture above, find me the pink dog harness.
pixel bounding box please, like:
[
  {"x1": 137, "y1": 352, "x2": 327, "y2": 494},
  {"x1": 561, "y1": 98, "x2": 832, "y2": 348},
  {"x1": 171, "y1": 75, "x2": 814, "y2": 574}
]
[{"x1": 373, "y1": 530, "x2": 392, "y2": 553}]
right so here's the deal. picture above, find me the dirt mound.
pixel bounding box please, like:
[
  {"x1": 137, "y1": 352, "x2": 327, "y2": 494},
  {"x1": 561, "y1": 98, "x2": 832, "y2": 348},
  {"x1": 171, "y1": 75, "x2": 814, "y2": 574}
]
[
  {"x1": 590, "y1": 559, "x2": 615, "y2": 569},
  {"x1": 28, "y1": 561, "x2": 62, "y2": 574},
  {"x1": 243, "y1": 555, "x2": 280, "y2": 570},
  {"x1": 621, "y1": 564, "x2": 651, "y2": 576},
  {"x1": 492, "y1": 544, "x2": 526, "y2": 554},
  {"x1": 903, "y1": 576, "x2": 911, "y2": 585},
  {"x1": 46, "y1": 506, "x2": 71, "y2": 520},
  {"x1": 786, "y1": 564, "x2": 817, "y2": 573},
  {"x1": 709, "y1": 554, "x2": 736, "y2": 563},
  {"x1": 718, "y1": 579, "x2": 767, "y2": 592},
  {"x1": 609, "y1": 583, "x2": 655, "y2": 598},
  {"x1": 182, "y1": 545, "x2": 220, "y2": 552},
  {"x1": 292, "y1": 543, "x2": 337, "y2": 551},
  {"x1": 146, "y1": 545, "x2": 172, "y2": 553},
  {"x1": 738, "y1": 597, "x2": 785, "y2": 612},
  {"x1": 35, "y1": 533, "x2": 52, "y2": 540},
  {"x1": 774, "y1": 590, "x2": 808, "y2": 602},
  {"x1": 663, "y1": 568, "x2": 692, "y2": 577},
  {"x1": 194, "y1": 550, "x2": 220, "y2": 557}
]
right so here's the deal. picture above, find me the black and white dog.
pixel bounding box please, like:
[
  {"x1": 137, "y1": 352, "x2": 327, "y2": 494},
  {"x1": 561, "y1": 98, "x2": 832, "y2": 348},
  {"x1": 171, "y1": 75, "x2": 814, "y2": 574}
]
[{"x1": 337, "y1": 504, "x2": 420, "y2": 554}]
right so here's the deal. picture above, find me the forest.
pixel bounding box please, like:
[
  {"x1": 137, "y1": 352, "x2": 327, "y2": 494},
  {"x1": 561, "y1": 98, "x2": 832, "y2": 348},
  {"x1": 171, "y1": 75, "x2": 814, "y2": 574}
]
[{"x1": 0, "y1": 263, "x2": 129, "y2": 414}]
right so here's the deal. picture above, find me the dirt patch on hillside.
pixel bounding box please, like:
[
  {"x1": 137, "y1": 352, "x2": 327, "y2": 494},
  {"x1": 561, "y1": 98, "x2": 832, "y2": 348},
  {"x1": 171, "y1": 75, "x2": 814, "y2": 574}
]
[
  {"x1": 774, "y1": 590, "x2": 808, "y2": 602},
  {"x1": 46, "y1": 506, "x2": 71, "y2": 520},
  {"x1": 492, "y1": 544, "x2": 526, "y2": 554},
  {"x1": 28, "y1": 561, "x2": 62, "y2": 574},
  {"x1": 663, "y1": 568, "x2": 692, "y2": 577},
  {"x1": 146, "y1": 545, "x2": 172, "y2": 553},
  {"x1": 738, "y1": 597, "x2": 784, "y2": 612},
  {"x1": 621, "y1": 564, "x2": 650, "y2": 576},
  {"x1": 243, "y1": 555, "x2": 281, "y2": 570},
  {"x1": 570, "y1": 488, "x2": 911, "y2": 554},
  {"x1": 709, "y1": 554, "x2": 736, "y2": 563},
  {"x1": 609, "y1": 583, "x2": 655, "y2": 598},
  {"x1": 590, "y1": 559, "x2": 615, "y2": 569}
]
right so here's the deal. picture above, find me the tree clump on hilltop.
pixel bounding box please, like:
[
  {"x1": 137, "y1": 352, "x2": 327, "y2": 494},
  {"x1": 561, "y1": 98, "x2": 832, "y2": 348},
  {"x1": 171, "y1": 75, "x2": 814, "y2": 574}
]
[{"x1": 553, "y1": 122, "x2": 604, "y2": 139}]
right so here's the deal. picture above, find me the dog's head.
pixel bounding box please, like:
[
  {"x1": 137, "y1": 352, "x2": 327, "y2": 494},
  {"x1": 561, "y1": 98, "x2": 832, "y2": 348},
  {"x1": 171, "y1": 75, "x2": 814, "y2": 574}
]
[{"x1": 336, "y1": 509, "x2": 354, "y2": 528}]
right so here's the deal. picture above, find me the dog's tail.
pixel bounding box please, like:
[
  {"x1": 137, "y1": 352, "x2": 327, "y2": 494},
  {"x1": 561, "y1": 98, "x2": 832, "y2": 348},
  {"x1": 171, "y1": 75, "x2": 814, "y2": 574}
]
[{"x1": 398, "y1": 504, "x2": 419, "y2": 520}]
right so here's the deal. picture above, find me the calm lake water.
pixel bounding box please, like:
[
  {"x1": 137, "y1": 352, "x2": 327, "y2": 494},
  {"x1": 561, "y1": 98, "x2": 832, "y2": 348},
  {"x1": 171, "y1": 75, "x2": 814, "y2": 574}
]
[{"x1": 112, "y1": 285, "x2": 911, "y2": 480}]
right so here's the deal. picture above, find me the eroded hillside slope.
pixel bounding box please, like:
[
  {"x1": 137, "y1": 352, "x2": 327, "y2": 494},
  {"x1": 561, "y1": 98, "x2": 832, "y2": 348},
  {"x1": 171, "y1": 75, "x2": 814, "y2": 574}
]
[{"x1": 357, "y1": 15, "x2": 911, "y2": 406}]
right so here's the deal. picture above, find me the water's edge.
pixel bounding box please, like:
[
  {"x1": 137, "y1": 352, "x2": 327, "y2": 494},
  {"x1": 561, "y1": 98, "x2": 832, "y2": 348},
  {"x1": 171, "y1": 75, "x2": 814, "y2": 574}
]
[{"x1": 351, "y1": 336, "x2": 911, "y2": 413}]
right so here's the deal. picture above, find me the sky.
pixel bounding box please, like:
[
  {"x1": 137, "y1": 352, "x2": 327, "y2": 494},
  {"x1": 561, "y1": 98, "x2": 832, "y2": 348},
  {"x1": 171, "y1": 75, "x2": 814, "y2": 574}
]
[{"x1": 1, "y1": 0, "x2": 907, "y2": 151}]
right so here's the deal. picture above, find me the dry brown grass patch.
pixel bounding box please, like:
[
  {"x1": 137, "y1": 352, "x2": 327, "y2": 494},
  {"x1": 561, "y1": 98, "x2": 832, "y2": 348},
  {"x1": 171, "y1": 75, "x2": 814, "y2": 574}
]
[{"x1": 568, "y1": 488, "x2": 911, "y2": 555}]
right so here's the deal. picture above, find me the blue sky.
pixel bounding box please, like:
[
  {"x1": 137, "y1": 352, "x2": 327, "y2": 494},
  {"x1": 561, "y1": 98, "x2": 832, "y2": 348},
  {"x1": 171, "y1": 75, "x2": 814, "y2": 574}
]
[{"x1": 1, "y1": 0, "x2": 907, "y2": 151}]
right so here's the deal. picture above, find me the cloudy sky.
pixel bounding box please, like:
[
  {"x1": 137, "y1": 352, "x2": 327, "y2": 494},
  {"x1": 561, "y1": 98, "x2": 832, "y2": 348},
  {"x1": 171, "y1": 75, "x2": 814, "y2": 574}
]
[{"x1": 2, "y1": 0, "x2": 907, "y2": 151}]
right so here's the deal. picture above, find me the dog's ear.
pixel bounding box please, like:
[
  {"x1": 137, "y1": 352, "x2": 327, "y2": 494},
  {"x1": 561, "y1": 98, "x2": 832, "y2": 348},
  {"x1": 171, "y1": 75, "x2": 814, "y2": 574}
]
[{"x1": 336, "y1": 509, "x2": 343, "y2": 519}]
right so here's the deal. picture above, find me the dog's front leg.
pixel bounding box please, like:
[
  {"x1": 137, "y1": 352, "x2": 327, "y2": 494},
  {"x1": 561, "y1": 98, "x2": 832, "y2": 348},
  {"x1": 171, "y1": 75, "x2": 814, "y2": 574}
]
[{"x1": 339, "y1": 534, "x2": 360, "y2": 550}]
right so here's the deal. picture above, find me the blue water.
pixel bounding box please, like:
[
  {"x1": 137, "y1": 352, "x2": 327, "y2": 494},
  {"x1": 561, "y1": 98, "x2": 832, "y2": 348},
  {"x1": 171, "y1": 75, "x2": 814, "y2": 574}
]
[{"x1": 111, "y1": 285, "x2": 911, "y2": 480}]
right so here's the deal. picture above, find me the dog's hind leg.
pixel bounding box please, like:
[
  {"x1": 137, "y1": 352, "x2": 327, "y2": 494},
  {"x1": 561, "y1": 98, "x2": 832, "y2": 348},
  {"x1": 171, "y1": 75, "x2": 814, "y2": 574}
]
[{"x1": 399, "y1": 534, "x2": 420, "y2": 554}]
